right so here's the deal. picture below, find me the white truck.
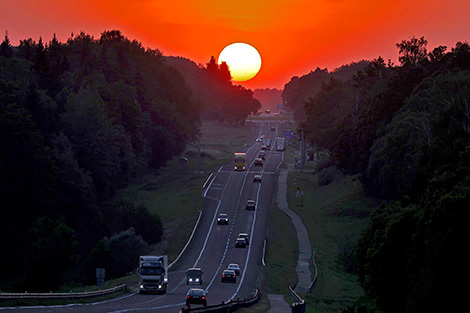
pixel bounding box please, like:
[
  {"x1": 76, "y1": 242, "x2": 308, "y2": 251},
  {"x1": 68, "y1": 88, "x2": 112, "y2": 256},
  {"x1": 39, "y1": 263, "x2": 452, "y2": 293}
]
[
  {"x1": 276, "y1": 137, "x2": 286, "y2": 151},
  {"x1": 138, "y1": 255, "x2": 168, "y2": 294},
  {"x1": 262, "y1": 136, "x2": 272, "y2": 149}
]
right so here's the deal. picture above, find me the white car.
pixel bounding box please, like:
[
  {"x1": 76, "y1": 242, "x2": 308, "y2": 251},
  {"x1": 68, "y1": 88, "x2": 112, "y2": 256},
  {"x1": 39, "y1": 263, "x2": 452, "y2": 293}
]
[{"x1": 227, "y1": 263, "x2": 241, "y2": 275}]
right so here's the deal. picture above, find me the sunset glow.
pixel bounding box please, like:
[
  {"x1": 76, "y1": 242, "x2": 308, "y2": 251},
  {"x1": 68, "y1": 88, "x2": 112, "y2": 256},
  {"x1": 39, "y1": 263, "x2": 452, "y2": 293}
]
[
  {"x1": 1, "y1": 0, "x2": 469, "y2": 89},
  {"x1": 218, "y1": 43, "x2": 262, "y2": 82}
]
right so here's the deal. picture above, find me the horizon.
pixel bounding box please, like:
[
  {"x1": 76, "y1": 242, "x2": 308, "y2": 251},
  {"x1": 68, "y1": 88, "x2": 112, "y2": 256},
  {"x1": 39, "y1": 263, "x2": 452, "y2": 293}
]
[{"x1": 1, "y1": 0, "x2": 469, "y2": 89}]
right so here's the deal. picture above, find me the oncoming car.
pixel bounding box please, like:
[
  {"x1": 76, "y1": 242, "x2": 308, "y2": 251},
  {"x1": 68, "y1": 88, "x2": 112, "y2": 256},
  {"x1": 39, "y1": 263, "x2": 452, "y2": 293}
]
[
  {"x1": 186, "y1": 288, "x2": 207, "y2": 306},
  {"x1": 186, "y1": 268, "x2": 203, "y2": 285},
  {"x1": 217, "y1": 213, "x2": 229, "y2": 225}
]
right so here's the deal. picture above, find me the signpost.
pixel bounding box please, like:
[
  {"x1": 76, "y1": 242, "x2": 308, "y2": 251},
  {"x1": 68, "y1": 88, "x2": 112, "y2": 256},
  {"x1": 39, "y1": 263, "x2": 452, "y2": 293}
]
[{"x1": 96, "y1": 268, "x2": 105, "y2": 287}]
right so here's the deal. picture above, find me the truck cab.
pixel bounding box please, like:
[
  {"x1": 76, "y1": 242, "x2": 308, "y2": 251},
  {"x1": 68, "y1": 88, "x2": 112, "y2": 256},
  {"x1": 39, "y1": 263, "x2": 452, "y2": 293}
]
[{"x1": 138, "y1": 255, "x2": 168, "y2": 294}]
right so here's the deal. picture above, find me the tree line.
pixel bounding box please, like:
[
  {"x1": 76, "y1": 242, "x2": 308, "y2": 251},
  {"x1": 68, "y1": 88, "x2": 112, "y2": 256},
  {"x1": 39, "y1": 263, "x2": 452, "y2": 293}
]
[
  {"x1": 0, "y1": 30, "x2": 260, "y2": 291},
  {"x1": 287, "y1": 37, "x2": 469, "y2": 312}
]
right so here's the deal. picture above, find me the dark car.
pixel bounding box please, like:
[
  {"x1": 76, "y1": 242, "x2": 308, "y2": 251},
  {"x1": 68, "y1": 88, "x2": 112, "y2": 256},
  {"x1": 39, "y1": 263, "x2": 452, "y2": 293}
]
[
  {"x1": 186, "y1": 268, "x2": 203, "y2": 285},
  {"x1": 246, "y1": 200, "x2": 256, "y2": 210},
  {"x1": 235, "y1": 237, "x2": 247, "y2": 248},
  {"x1": 238, "y1": 232, "x2": 250, "y2": 245},
  {"x1": 217, "y1": 213, "x2": 229, "y2": 225},
  {"x1": 221, "y1": 269, "x2": 237, "y2": 283},
  {"x1": 254, "y1": 158, "x2": 263, "y2": 166},
  {"x1": 253, "y1": 174, "x2": 262, "y2": 182},
  {"x1": 258, "y1": 151, "x2": 266, "y2": 159},
  {"x1": 261, "y1": 144, "x2": 268, "y2": 150},
  {"x1": 186, "y1": 288, "x2": 207, "y2": 306},
  {"x1": 227, "y1": 263, "x2": 241, "y2": 275}
]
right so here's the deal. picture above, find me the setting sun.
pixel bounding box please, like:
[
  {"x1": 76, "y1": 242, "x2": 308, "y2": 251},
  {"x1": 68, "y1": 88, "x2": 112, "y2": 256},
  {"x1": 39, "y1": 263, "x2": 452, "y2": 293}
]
[{"x1": 218, "y1": 43, "x2": 262, "y2": 82}]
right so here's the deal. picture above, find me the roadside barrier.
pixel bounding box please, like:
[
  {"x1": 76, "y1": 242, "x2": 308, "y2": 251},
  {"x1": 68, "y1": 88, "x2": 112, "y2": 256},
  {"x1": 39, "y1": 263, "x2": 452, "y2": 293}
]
[
  {"x1": 289, "y1": 286, "x2": 306, "y2": 313},
  {"x1": 180, "y1": 288, "x2": 260, "y2": 312},
  {"x1": 0, "y1": 284, "x2": 127, "y2": 301}
]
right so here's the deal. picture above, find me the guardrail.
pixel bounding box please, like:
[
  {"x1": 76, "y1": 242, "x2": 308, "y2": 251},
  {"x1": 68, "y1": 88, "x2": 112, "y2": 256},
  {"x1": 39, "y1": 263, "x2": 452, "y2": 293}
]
[
  {"x1": 289, "y1": 286, "x2": 306, "y2": 313},
  {"x1": 0, "y1": 284, "x2": 127, "y2": 301},
  {"x1": 181, "y1": 288, "x2": 260, "y2": 312}
]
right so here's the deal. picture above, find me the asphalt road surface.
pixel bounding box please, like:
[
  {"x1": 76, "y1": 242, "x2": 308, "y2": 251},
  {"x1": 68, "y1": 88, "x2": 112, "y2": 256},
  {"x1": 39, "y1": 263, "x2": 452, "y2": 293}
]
[{"x1": 3, "y1": 121, "x2": 285, "y2": 313}]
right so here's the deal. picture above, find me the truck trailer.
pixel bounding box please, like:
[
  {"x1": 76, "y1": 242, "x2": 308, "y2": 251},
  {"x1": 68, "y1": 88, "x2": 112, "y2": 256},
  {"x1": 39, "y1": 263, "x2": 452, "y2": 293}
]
[{"x1": 138, "y1": 255, "x2": 168, "y2": 294}]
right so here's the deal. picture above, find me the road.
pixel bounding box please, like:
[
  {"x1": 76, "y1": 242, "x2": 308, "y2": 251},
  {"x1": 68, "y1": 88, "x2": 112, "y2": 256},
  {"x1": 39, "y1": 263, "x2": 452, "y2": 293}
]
[{"x1": 2, "y1": 121, "x2": 285, "y2": 313}]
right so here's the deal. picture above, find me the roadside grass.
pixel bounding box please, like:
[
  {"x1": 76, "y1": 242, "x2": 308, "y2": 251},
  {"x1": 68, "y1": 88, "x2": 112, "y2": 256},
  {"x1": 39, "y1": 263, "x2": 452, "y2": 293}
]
[{"x1": 286, "y1": 168, "x2": 378, "y2": 312}]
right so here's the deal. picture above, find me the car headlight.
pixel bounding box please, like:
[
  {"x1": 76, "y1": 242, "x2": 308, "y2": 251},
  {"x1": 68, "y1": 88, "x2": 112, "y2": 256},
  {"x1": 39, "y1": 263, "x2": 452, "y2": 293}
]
[
  {"x1": 195, "y1": 278, "x2": 199, "y2": 282},
  {"x1": 189, "y1": 278, "x2": 193, "y2": 282}
]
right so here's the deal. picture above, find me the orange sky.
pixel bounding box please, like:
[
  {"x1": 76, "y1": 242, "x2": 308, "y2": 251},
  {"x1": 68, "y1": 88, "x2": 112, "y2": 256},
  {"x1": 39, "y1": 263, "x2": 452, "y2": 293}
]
[{"x1": 1, "y1": 0, "x2": 469, "y2": 89}]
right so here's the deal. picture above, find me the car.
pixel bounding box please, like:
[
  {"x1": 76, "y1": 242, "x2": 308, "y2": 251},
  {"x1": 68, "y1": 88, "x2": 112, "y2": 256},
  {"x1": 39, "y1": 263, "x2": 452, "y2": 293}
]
[
  {"x1": 227, "y1": 263, "x2": 241, "y2": 275},
  {"x1": 253, "y1": 174, "x2": 262, "y2": 182},
  {"x1": 256, "y1": 137, "x2": 262, "y2": 142},
  {"x1": 186, "y1": 268, "x2": 203, "y2": 285},
  {"x1": 186, "y1": 288, "x2": 207, "y2": 306},
  {"x1": 246, "y1": 200, "x2": 256, "y2": 210},
  {"x1": 258, "y1": 151, "x2": 266, "y2": 159},
  {"x1": 217, "y1": 213, "x2": 229, "y2": 225},
  {"x1": 238, "y1": 232, "x2": 250, "y2": 245},
  {"x1": 261, "y1": 144, "x2": 268, "y2": 150},
  {"x1": 235, "y1": 237, "x2": 247, "y2": 248},
  {"x1": 276, "y1": 145, "x2": 285, "y2": 151},
  {"x1": 221, "y1": 269, "x2": 237, "y2": 283},
  {"x1": 254, "y1": 158, "x2": 263, "y2": 166}
]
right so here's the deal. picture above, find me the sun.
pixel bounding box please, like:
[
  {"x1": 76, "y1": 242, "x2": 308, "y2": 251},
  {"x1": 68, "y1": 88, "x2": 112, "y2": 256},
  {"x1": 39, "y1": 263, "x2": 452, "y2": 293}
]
[{"x1": 218, "y1": 43, "x2": 262, "y2": 82}]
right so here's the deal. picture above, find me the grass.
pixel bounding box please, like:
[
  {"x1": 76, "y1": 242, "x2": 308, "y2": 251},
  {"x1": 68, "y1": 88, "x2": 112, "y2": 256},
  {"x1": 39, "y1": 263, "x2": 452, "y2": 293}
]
[{"x1": 286, "y1": 167, "x2": 378, "y2": 312}]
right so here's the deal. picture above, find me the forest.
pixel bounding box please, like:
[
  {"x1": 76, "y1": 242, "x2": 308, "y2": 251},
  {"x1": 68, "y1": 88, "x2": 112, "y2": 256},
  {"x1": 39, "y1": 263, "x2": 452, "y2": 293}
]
[
  {"x1": 285, "y1": 37, "x2": 469, "y2": 313},
  {"x1": 0, "y1": 30, "x2": 260, "y2": 291}
]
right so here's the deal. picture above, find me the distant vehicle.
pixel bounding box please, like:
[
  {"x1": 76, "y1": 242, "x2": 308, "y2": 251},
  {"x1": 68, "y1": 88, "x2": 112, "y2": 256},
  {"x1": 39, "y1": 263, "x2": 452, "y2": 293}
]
[
  {"x1": 186, "y1": 288, "x2": 207, "y2": 306},
  {"x1": 235, "y1": 237, "x2": 247, "y2": 248},
  {"x1": 276, "y1": 137, "x2": 286, "y2": 151},
  {"x1": 221, "y1": 269, "x2": 237, "y2": 282},
  {"x1": 227, "y1": 263, "x2": 241, "y2": 275},
  {"x1": 258, "y1": 151, "x2": 266, "y2": 159},
  {"x1": 238, "y1": 232, "x2": 250, "y2": 245},
  {"x1": 256, "y1": 138, "x2": 262, "y2": 142},
  {"x1": 265, "y1": 109, "x2": 271, "y2": 114},
  {"x1": 262, "y1": 136, "x2": 272, "y2": 149},
  {"x1": 261, "y1": 144, "x2": 268, "y2": 150},
  {"x1": 246, "y1": 200, "x2": 256, "y2": 210},
  {"x1": 138, "y1": 255, "x2": 168, "y2": 294},
  {"x1": 217, "y1": 213, "x2": 229, "y2": 225},
  {"x1": 186, "y1": 268, "x2": 203, "y2": 285},
  {"x1": 253, "y1": 174, "x2": 262, "y2": 182},
  {"x1": 254, "y1": 158, "x2": 263, "y2": 166},
  {"x1": 234, "y1": 153, "x2": 246, "y2": 171}
]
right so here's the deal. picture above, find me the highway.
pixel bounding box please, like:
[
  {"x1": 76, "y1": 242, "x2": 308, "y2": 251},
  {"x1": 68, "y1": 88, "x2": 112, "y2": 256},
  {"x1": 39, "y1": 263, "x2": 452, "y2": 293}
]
[{"x1": 4, "y1": 121, "x2": 285, "y2": 313}]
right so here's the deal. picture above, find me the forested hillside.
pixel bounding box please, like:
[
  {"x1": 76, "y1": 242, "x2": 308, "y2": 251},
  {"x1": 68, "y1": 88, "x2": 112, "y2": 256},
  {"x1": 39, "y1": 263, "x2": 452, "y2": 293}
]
[
  {"x1": 295, "y1": 37, "x2": 469, "y2": 313},
  {"x1": 0, "y1": 30, "x2": 259, "y2": 291}
]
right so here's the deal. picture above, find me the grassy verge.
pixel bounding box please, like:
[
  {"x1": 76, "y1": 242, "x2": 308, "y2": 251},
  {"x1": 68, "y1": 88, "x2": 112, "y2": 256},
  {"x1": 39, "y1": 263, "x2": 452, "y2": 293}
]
[{"x1": 287, "y1": 168, "x2": 377, "y2": 312}]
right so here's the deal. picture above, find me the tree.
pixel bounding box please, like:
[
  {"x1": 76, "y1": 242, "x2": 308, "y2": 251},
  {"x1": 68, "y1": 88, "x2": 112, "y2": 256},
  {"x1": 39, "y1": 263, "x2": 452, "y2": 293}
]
[
  {"x1": 396, "y1": 36, "x2": 428, "y2": 66},
  {"x1": 0, "y1": 31, "x2": 13, "y2": 57}
]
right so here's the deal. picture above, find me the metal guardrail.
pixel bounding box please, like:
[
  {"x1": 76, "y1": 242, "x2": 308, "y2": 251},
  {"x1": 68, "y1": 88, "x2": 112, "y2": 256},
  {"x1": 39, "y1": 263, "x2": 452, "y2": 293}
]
[
  {"x1": 181, "y1": 288, "x2": 260, "y2": 312},
  {"x1": 289, "y1": 286, "x2": 306, "y2": 313},
  {"x1": 0, "y1": 284, "x2": 127, "y2": 301}
]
